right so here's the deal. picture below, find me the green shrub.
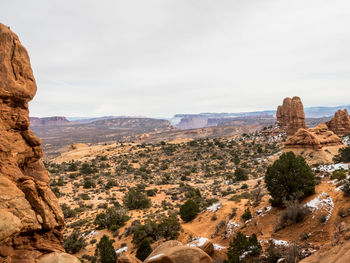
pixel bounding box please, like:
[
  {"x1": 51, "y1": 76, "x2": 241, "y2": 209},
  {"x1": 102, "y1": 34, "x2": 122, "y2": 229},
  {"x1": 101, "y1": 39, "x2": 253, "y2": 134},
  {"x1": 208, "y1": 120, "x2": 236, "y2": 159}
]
[
  {"x1": 136, "y1": 239, "x2": 152, "y2": 261},
  {"x1": 241, "y1": 208, "x2": 252, "y2": 221},
  {"x1": 225, "y1": 232, "x2": 261, "y2": 262},
  {"x1": 180, "y1": 200, "x2": 200, "y2": 222},
  {"x1": 61, "y1": 203, "x2": 77, "y2": 218},
  {"x1": 333, "y1": 146, "x2": 350, "y2": 163},
  {"x1": 123, "y1": 188, "x2": 151, "y2": 210},
  {"x1": 63, "y1": 231, "x2": 87, "y2": 254},
  {"x1": 158, "y1": 215, "x2": 181, "y2": 240},
  {"x1": 265, "y1": 152, "x2": 315, "y2": 207},
  {"x1": 83, "y1": 177, "x2": 96, "y2": 189},
  {"x1": 94, "y1": 207, "x2": 129, "y2": 230},
  {"x1": 234, "y1": 168, "x2": 248, "y2": 181},
  {"x1": 95, "y1": 235, "x2": 117, "y2": 263},
  {"x1": 331, "y1": 169, "x2": 347, "y2": 180}
]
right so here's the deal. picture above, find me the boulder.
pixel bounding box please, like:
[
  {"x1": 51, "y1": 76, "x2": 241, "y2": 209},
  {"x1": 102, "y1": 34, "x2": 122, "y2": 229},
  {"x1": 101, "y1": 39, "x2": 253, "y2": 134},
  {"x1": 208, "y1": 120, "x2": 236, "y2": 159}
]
[
  {"x1": 37, "y1": 252, "x2": 81, "y2": 263},
  {"x1": 326, "y1": 109, "x2": 350, "y2": 136},
  {"x1": 117, "y1": 255, "x2": 142, "y2": 263},
  {"x1": 144, "y1": 241, "x2": 212, "y2": 263},
  {"x1": 276, "y1": 96, "x2": 307, "y2": 135},
  {"x1": 187, "y1": 238, "x2": 214, "y2": 256},
  {"x1": 300, "y1": 241, "x2": 350, "y2": 263}
]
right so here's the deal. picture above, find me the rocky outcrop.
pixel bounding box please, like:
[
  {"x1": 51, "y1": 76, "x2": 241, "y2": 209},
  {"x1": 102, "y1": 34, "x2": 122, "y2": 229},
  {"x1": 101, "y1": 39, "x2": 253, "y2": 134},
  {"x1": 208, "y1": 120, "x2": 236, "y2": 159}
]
[
  {"x1": 300, "y1": 241, "x2": 350, "y2": 263},
  {"x1": 276, "y1": 96, "x2": 307, "y2": 134},
  {"x1": 285, "y1": 123, "x2": 343, "y2": 150},
  {"x1": 144, "y1": 240, "x2": 213, "y2": 263},
  {"x1": 0, "y1": 23, "x2": 67, "y2": 262},
  {"x1": 30, "y1": 117, "x2": 70, "y2": 126},
  {"x1": 325, "y1": 109, "x2": 350, "y2": 136}
]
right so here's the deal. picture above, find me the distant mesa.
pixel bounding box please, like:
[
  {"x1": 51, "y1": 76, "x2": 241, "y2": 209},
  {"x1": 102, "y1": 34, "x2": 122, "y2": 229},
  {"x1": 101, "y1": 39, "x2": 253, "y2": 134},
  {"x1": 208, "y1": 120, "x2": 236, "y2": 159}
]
[
  {"x1": 30, "y1": 116, "x2": 70, "y2": 126},
  {"x1": 325, "y1": 109, "x2": 350, "y2": 136},
  {"x1": 276, "y1": 96, "x2": 307, "y2": 135}
]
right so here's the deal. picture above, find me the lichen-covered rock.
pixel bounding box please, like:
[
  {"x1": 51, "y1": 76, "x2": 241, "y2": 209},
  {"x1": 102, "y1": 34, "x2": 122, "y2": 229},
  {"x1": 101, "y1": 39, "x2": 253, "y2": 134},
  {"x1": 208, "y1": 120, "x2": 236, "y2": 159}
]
[
  {"x1": 276, "y1": 96, "x2": 307, "y2": 135},
  {"x1": 326, "y1": 109, "x2": 350, "y2": 136},
  {"x1": 0, "y1": 23, "x2": 70, "y2": 262},
  {"x1": 285, "y1": 123, "x2": 343, "y2": 149}
]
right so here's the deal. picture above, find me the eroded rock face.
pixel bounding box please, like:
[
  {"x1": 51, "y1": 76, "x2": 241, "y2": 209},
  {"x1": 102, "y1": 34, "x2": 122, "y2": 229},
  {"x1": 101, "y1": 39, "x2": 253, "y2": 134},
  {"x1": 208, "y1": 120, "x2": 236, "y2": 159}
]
[
  {"x1": 276, "y1": 96, "x2": 307, "y2": 135},
  {"x1": 0, "y1": 23, "x2": 65, "y2": 262},
  {"x1": 326, "y1": 109, "x2": 350, "y2": 136},
  {"x1": 285, "y1": 123, "x2": 343, "y2": 150}
]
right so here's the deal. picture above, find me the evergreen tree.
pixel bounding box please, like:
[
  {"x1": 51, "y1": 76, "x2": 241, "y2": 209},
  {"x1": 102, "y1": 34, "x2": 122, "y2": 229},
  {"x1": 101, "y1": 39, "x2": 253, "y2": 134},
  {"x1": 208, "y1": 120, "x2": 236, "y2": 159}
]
[
  {"x1": 95, "y1": 235, "x2": 117, "y2": 263},
  {"x1": 265, "y1": 151, "x2": 315, "y2": 207},
  {"x1": 136, "y1": 239, "x2": 152, "y2": 261}
]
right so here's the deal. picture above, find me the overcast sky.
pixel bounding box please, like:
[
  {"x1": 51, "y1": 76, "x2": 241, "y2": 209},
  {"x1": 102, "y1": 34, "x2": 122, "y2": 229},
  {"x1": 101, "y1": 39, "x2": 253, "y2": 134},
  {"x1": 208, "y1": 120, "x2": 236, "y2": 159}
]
[{"x1": 2, "y1": 0, "x2": 350, "y2": 118}]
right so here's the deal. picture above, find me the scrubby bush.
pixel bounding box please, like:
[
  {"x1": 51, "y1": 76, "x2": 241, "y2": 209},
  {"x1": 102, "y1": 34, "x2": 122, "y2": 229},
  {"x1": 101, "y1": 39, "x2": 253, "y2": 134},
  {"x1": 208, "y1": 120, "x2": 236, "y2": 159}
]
[
  {"x1": 225, "y1": 232, "x2": 261, "y2": 263},
  {"x1": 278, "y1": 198, "x2": 309, "y2": 229},
  {"x1": 234, "y1": 168, "x2": 248, "y2": 181},
  {"x1": 265, "y1": 152, "x2": 315, "y2": 207},
  {"x1": 241, "y1": 208, "x2": 252, "y2": 221},
  {"x1": 333, "y1": 146, "x2": 350, "y2": 163},
  {"x1": 158, "y1": 215, "x2": 181, "y2": 240},
  {"x1": 63, "y1": 231, "x2": 87, "y2": 254},
  {"x1": 180, "y1": 200, "x2": 200, "y2": 222},
  {"x1": 61, "y1": 203, "x2": 77, "y2": 218},
  {"x1": 136, "y1": 239, "x2": 152, "y2": 261},
  {"x1": 331, "y1": 169, "x2": 347, "y2": 180},
  {"x1": 94, "y1": 207, "x2": 129, "y2": 230},
  {"x1": 95, "y1": 235, "x2": 117, "y2": 263},
  {"x1": 341, "y1": 179, "x2": 350, "y2": 196},
  {"x1": 123, "y1": 188, "x2": 151, "y2": 210}
]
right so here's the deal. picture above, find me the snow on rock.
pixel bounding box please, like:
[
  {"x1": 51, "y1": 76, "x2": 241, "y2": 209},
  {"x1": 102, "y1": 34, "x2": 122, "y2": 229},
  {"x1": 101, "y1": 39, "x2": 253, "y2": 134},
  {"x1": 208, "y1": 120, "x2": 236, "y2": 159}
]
[
  {"x1": 83, "y1": 230, "x2": 98, "y2": 238},
  {"x1": 256, "y1": 206, "x2": 272, "y2": 217},
  {"x1": 270, "y1": 239, "x2": 289, "y2": 247},
  {"x1": 187, "y1": 237, "x2": 208, "y2": 248},
  {"x1": 207, "y1": 202, "x2": 221, "y2": 212},
  {"x1": 214, "y1": 243, "x2": 226, "y2": 250},
  {"x1": 148, "y1": 254, "x2": 164, "y2": 260},
  {"x1": 342, "y1": 136, "x2": 350, "y2": 146},
  {"x1": 226, "y1": 221, "x2": 240, "y2": 237},
  {"x1": 318, "y1": 163, "x2": 349, "y2": 173},
  {"x1": 304, "y1": 192, "x2": 334, "y2": 222},
  {"x1": 115, "y1": 246, "x2": 128, "y2": 254}
]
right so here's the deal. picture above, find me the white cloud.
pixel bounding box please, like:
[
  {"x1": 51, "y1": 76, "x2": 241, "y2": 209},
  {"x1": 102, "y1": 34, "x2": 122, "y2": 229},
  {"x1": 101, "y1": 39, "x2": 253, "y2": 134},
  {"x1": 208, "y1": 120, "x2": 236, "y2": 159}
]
[{"x1": 2, "y1": 0, "x2": 350, "y2": 117}]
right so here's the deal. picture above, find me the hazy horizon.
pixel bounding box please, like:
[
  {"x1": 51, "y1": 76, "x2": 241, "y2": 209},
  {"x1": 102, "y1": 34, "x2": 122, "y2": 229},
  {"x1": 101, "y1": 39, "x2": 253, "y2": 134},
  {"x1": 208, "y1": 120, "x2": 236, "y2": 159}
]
[{"x1": 2, "y1": 0, "x2": 350, "y2": 118}]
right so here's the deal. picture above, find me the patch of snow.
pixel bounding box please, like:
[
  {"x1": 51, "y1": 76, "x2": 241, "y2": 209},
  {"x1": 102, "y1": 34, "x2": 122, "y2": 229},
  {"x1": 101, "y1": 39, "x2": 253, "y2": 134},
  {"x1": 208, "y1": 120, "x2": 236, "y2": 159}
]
[
  {"x1": 226, "y1": 220, "x2": 240, "y2": 237},
  {"x1": 214, "y1": 243, "x2": 226, "y2": 250},
  {"x1": 304, "y1": 192, "x2": 334, "y2": 222},
  {"x1": 148, "y1": 254, "x2": 164, "y2": 260},
  {"x1": 207, "y1": 202, "x2": 221, "y2": 212},
  {"x1": 318, "y1": 163, "x2": 349, "y2": 173},
  {"x1": 83, "y1": 230, "x2": 98, "y2": 238},
  {"x1": 115, "y1": 246, "x2": 128, "y2": 254},
  {"x1": 188, "y1": 237, "x2": 208, "y2": 248},
  {"x1": 270, "y1": 239, "x2": 289, "y2": 247},
  {"x1": 256, "y1": 206, "x2": 272, "y2": 217},
  {"x1": 342, "y1": 136, "x2": 350, "y2": 146}
]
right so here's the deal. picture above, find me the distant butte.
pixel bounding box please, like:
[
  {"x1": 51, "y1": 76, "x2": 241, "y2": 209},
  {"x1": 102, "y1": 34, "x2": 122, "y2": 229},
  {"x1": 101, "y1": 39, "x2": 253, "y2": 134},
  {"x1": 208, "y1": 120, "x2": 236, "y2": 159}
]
[{"x1": 276, "y1": 96, "x2": 307, "y2": 135}]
